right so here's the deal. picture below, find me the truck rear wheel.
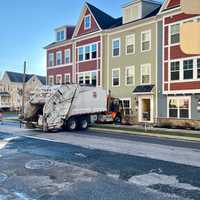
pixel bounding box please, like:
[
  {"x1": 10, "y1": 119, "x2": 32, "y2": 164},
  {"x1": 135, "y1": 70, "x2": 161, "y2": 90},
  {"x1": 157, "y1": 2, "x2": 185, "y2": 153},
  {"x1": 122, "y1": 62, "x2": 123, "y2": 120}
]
[
  {"x1": 79, "y1": 119, "x2": 88, "y2": 130},
  {"x1": 66, "y1": 117, "x2": 77, "y2": 131}
]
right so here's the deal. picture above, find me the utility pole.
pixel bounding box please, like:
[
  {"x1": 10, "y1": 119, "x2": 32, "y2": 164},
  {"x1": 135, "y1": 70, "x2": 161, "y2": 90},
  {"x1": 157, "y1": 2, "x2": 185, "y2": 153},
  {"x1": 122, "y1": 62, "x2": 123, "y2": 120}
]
[{"x1": 22, "y1": 61, "x2": 26, "y2": 117}]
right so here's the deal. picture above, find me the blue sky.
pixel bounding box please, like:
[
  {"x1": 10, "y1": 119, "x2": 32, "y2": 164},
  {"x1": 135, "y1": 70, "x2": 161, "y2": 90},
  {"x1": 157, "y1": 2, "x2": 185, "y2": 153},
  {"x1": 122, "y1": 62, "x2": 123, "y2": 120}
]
[{"x1": 0, "y1": 0, "x2": 163, "y2": 76}]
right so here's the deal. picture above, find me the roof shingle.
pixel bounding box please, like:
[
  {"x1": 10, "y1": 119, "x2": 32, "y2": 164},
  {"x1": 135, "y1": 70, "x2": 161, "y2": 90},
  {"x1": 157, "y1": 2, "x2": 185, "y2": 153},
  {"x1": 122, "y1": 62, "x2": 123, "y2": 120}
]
[
  {"x1": 86, "y1": 2, "x2": 117, "y2": 29},
  {"x1": 5, "y1": 71, "x2": 46, "y2": 84}
]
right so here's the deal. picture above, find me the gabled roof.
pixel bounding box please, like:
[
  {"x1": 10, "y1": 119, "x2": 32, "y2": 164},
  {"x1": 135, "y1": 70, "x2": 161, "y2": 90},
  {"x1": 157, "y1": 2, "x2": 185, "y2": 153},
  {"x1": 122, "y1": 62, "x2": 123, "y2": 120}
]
[
  {"x1": 72, "y1": 2, "x2": 119, "y2": 38},
  {"x1": 158, "y1": 0, "x2": 180, "y2": 14},
  {"x1": 6, "y1": 71, "x2": 32, "y2": 83},
  {"x1": 109, "y1": 5, "x2": 161, "y2": 29},
  {"x1": 86, "y1": 1, "x2": 161, "y2": 30},
  {"x1": 44, "y1": 39, "x2": 72, "y2": 49},
  {"x1": 35, "y1": 75, "x2": 46, "y2": 85},
  {"x1": 86, "y1": 2, "x2": 117, "y2": 29},
  {"x1": 45, "y1": 1, "x2": 161, "y2": 49},
  {"x1": 4, "y1": 71, "x2": 46, "y2": 84}
]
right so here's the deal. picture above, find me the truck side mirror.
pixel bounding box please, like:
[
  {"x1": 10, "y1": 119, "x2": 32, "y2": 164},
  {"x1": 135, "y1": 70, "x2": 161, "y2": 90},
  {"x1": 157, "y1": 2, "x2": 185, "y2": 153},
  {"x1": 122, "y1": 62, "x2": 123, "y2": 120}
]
[{"x1": 181, "y1": 0, "x2": 200, "y2": 14}]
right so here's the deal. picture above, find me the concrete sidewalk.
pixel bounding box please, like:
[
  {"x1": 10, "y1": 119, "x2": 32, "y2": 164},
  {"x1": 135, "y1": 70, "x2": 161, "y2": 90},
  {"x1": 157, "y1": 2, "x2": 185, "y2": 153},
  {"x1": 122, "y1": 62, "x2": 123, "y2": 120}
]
[
  {"x1": 91, "y1": 124, "x2": 200, "y2": 142},
  {"x1": 94, "y1": 123, "x2": 200, "y2": 134}
]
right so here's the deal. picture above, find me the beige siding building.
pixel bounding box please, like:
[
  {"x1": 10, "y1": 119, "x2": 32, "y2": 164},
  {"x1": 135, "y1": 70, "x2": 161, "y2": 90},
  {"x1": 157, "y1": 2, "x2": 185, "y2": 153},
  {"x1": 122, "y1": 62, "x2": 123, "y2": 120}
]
[
  {"x1": 0, "y1": 71, "x2": 46, "y2": 111},
  {"x1": 103, "y1": 0, "x2": 161, "y2": 124}
]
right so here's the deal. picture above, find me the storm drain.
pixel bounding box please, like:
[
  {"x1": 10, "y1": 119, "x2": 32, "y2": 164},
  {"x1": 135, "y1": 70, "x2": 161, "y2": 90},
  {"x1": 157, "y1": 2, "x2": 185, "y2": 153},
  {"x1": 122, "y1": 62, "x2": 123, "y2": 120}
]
[
  {"x1": 0, "y1": 173, "x2": 8, "y2": 183},
  {"x1": 25, "y1": 159, "x2": 55, "y2": 170}
]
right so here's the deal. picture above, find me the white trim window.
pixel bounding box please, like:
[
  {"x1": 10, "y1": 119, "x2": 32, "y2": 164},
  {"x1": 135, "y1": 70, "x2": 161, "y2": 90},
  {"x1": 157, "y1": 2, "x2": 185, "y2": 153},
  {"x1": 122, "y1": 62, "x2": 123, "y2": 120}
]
[
  {"x1": 125, "y1": 66, "x2": 135, "y2": 86},
  {"x1": 183, "y1": 59, "x2": 193, "y2": 80},
  {"x1": 141, "y1": 64, "x2": 151, "y2": 84},
  {"x1": 77, "y1": 43, "x2": 97, "y2": 62},
  {"x1": 197, "y1": 58, "x2": 200, "y2": 79},
  {"x1": 91, "y1": 44, "x2": 97, "y2": 59},
  {"x1": 48, "y1": 53, "x2": 54, "y2": 67},
  {"x1": 78, "y1": 47, "x2": 84, "y2": 62},
  {"x1": 56, "y1": 51, "x2": 62, "y2": 65},
  {"x1": 169, "y1": 57, "x2": 200, "y2": 82},
  {"x1": 79, "y1": 73, "x2": 84, "y2": 85},
  {"x1": 48, "y1": 76, "x2": 54, "y2": 86},
  {"x1": 56, "y1": 75, "x2": 62, "y2": 85},
  {"x1": 141, "y1": 30, "x2": 151, "y2": 52},
  {"x1": 120, "y1": 98, "x2": 131, "y2": 115},
  {"x1": 170, "y1": 24, "x2": 180, "y2": 44},
  {"x1": 85, "y1": 72, "x2": 91, "y2": 85},
  {"x1": 56, "y1": 30, "x2": 65, "y2": 42},
  {"x1": 170, "y1": 61, "x2": 180, "y2": 81},
  {"x1": 65, "y1": 49, "x2": 71, "y2": 64},
  {"x1": 64, "y1": 73, "x2": 71, "y2": 84},
  {"x1": 112, "y1": 38, "x2": 120, "y2": 57},
  {"x1": 168, "y1": 97, "x2": 191, "y2": 119},
  {"x1": 126, "y1": 34, "x2": 135, "y2": 55},
  {"x1": 85, "y1": 45, "x2": 90, "y2": 60},
  {"x1": 112, "y1": 68, "x2": 120, "y2": 87},
  {"x1": 91, "y1": 71, "x2": 97, "y2": 86},
  {"x1": 84, "y1": 15, "x2": 91, "y2": 30},
  {"x1": 78, "y1": 71, "x2": 97, "y2": 86}
]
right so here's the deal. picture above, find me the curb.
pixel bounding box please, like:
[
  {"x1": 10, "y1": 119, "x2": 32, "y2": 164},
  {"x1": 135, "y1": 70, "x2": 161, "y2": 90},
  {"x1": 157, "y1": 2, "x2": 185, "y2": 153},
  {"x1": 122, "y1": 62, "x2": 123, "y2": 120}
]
[{"x1": 89, "y1": 127, "x2": 200, "y2": 142}]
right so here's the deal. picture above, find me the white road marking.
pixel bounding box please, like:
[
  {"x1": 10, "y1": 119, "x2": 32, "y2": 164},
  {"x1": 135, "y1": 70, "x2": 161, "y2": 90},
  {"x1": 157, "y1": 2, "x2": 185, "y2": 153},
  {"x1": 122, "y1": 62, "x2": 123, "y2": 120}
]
[
  {"x1": 4, "y1": 136, "x2": 20, "y2": 142},
  {"x1": 15, "y1": 192, "x2": 36, "y2": 200},
  {"x1": 129, "y1": 173, "x2": 200, "y2": 191}
]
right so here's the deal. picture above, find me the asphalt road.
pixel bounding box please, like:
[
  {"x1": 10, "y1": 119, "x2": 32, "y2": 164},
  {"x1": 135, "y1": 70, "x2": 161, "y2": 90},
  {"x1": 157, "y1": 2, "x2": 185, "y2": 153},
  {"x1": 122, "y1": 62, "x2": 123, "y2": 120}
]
[{"x1": 0, "y1": 126, "x2": 200, "y2": 200}]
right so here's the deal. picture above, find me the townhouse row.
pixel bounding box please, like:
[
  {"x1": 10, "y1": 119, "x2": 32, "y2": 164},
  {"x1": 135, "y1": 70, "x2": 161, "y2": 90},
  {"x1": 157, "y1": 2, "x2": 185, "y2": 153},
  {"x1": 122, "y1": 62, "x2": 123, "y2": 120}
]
[{"x1": 45, "y1": 0, "x2": 200, "y2": 126}]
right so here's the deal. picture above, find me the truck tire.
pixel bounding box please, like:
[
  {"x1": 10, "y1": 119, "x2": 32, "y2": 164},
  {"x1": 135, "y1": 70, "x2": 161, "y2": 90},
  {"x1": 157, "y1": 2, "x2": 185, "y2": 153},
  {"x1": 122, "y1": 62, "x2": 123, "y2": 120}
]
[
  {"x1": 79, "y1": 118, "x2": 89, "y2": 130},
  {"x1": 66, "y1": 117, "x2": 77, "y2": 131},
  {"x1": 114, "y1": 114, "x2": 122, "y2": 124}
]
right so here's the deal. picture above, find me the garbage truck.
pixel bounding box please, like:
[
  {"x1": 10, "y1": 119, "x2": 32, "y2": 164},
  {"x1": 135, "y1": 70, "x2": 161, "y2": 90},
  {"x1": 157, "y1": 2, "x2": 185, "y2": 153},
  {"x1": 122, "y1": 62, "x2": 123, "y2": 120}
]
[{"x1": 23, "y1": 84, "x2": 107, "y2": 131}]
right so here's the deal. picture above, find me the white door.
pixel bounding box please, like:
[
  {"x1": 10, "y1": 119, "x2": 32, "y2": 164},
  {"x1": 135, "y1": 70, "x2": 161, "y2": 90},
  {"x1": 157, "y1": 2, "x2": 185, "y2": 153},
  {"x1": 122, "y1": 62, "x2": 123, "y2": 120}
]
[{"x1": 138, "y1": 95, "x2": 153, "y2": 123}]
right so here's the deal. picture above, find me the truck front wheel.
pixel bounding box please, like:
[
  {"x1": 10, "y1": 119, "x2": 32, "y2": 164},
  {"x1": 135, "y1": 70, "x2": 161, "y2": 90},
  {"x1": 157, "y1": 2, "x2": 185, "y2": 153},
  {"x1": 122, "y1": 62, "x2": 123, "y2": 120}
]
[{"x1": 66, "y1": 117, "x2": 77, "y2": 131}]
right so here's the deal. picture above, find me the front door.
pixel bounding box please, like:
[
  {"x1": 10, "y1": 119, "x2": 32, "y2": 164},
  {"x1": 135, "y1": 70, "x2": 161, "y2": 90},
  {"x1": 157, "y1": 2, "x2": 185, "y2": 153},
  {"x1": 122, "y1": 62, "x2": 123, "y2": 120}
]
[
  {"x1": 142, "y1": 99, "x2": 151, "y2": 121},
  {"x1": 138, "y1": 95, "x2": 153, "y2": 123}
]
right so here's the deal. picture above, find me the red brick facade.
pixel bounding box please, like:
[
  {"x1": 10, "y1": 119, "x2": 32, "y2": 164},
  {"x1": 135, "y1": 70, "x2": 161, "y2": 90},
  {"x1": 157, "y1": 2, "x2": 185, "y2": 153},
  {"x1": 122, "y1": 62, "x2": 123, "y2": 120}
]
[
  {"x1": 47, "y1": 44, "x2": 73, "y2": 65},
  {"x1": 46, "y1": 3, "x2": 102, "y2": 87},
  {"x1": 77, "y1": 8, "x2": 99, "y2": 37},
  {"x1": 75, "y1": 36, "x2": 101, "y2": 86},
  {"x1": 166, "y1": 0, "x2": 180, "y2": 9},
  {"x1": 47, "y1": 43, "x2": 73, "y2": 84},
  {"x1": 47, "y1": 67, "x2": 73, "y2": 83}
]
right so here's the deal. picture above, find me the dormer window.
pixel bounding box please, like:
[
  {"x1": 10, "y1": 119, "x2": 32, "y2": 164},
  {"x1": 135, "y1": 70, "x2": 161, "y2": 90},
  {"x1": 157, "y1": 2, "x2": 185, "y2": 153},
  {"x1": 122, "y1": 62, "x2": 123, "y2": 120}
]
[
  {"x1": 123, "y1": 3, "x2": 141, "y2": 24},
  {"x1": 122, "y1": 0, "x2": 161, "y2": 24},
  {"x1": 84, "y1": 15, "x2": 91, "y2": 30},
  {"x1": 56, "y1": 30, "x2": 65, "y2": 42}
]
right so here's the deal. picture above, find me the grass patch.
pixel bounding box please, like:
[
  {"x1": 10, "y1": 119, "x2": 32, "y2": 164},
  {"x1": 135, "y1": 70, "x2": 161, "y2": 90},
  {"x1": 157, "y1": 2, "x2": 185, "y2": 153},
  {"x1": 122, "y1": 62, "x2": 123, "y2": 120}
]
[
  {"x1": 92, "y1": 124, "x2": 200, "y2": 139},
  {"x1": 2, "y1": 111, "x2": 18, "y2": 115},
  {"x1": 3, "y1": 118, "x2": 20, "y2": 122}
]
